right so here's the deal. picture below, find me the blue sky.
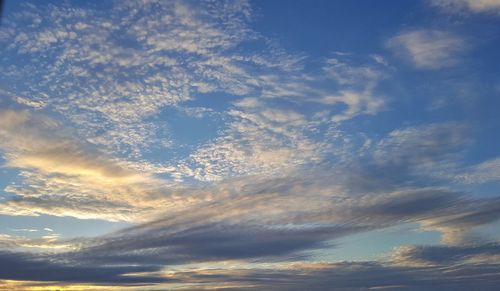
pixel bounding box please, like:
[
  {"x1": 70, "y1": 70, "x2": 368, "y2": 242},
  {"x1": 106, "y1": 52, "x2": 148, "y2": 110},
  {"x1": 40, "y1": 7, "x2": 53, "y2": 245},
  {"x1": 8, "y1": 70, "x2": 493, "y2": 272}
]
[{"x1": 0, "y1": 0, "x2": 499, "y2": 290}]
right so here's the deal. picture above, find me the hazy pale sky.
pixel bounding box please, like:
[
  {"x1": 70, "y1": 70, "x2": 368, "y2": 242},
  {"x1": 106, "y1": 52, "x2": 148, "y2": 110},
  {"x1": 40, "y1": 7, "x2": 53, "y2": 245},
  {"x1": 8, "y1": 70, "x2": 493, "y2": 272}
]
[{"x1": 0, "y1": 0, "x2": 499, "y2": 290}]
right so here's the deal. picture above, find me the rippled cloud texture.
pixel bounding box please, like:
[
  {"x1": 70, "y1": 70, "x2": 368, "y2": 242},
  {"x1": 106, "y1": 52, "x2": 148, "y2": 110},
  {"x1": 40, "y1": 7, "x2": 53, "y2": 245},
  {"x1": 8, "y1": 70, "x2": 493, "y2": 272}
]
[{"x1": 0, "y1": 0, "x2": 499, "y2": 290}]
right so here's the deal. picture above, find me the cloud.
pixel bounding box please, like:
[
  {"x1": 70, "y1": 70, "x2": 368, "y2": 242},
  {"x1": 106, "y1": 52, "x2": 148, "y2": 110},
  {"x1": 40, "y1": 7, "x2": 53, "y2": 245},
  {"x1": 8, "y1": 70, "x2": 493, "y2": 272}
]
[
  {"x1": 387, "y1": 29, "x2": 466, "y2": 69},
  {"x1": 454, "y1": 157, "x2": 500, "y2": 184},
  {"x1": 374, "y1": 122, "x2": 468, "y2": 174},
  {"x1": 183, "y1": 56, "x2": 388, "y2": 181},
  {"x1": 158, "y1": 261, "x2": 500, "y2": 290},
  {"x1": 0, "y1": 233, "x2": 73, "y2": 251},
  {"x1": 185, "y1": 103, "x2": 322, "y2": 181},
  {"x1": 0, "y1": 250, "x2": 166, "y2": 285},
  {"x1": 311, "y1": 56, "x2": 387, "y2": 122},
  {"x1": 0, "y1": 1, "x2": 498, "y2": 289},
  {"x1": 0, "y1": 0, "x2": 325, "y2": 164},
  {"x1": 420, "y1": 197, "x2": 500, "y2": 244},
  {"x1": 1, "y1": 143, "x2": 500, "y2": 287},
  {"x1": 2, "y1": 109, "x2": 497, "y2": 263},
  {"x1": 14, "y1": 97, "x2": 47, "y2": 109},
  {"x1": 2, "y1": 112, "x2": 498, "y2": 246},
  {"x1": 392, "y1": 242, "x2": 500, "y2": 266},
  {"x1": 0, "y1": 0, "x2": 394, "y2": 187},
  {"x1": 323, "y1": 57, "x2": 384, "y2": 86},
  {"x1": 1, "y1": 248, "x2": 499, "y2": 290},
  {"x1": 431, "y1": 0, "x2": 500, "y2": 13},
  {"x1": 0, "y1": 110, "x2": 206, "y2": 221},
  {"x1": 0, "y1": 0, "x2": 268, "y2": 154},
  {"x1": 3, "y1": 176, "x2": 490, "y2": 271}
]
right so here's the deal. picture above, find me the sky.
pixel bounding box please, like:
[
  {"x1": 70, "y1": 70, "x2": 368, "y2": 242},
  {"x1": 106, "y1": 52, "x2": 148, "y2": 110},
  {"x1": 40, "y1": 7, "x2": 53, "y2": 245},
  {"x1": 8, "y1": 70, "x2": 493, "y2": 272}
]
[{"x1": 0, "y1": 0, "x2": 499, "y2": 290}]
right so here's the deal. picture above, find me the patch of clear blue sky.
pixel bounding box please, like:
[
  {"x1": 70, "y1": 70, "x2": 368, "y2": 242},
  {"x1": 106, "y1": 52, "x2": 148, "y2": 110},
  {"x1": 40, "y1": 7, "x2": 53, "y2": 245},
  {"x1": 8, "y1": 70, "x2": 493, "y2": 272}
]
[{"x1": 141, "y1": 94, "x2": 233, "y2": 162}]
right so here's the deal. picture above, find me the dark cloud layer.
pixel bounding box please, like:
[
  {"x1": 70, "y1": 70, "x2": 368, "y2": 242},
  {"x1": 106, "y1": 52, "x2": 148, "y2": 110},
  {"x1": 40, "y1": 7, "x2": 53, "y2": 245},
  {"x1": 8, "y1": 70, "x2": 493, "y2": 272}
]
[
  {"x1": 393, "y1": 242, "x2": 500, "y2": 266},
  {"x1": 178, "y1": 262, "x2": 500, "y2": 291},
  {"x1": 1, "y1": 249, "x2": 500, "y2": 290},
  {"x1": 0, "y1": 251, "x2": 167, "y2": 284}
]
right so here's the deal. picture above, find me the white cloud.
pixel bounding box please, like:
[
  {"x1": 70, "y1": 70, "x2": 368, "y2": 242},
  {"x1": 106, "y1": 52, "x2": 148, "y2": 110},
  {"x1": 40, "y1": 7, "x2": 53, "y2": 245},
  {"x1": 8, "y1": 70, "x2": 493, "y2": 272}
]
[
  {"x1": 387, "y1": 29, "x2": 466, "y2": 69},
  {"x1": 321, "y1": 58, "x2": 386, "y2": 122},
  {"x1": 321, "y1": 89, "x2": 385, "y2": 122},
  {"x1": 14, "y1": 97, "x2": 46, "y2": 109},
  {"x1": 323, "y1": 58, "x2": 383, "y2": 85}
]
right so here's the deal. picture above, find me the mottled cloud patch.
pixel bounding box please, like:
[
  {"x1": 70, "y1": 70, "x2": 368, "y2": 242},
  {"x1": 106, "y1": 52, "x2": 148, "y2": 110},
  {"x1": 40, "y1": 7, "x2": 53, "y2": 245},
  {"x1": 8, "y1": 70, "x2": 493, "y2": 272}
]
[
  {"x1": 0, "y1": 0, "x2": 390, "y2": 184},
  {"x1": 0, "y1": 0, "x2": 271, "y2": 155},
  {"x1": 183, "y1": 55, "x2": 388, "y2": 181}
]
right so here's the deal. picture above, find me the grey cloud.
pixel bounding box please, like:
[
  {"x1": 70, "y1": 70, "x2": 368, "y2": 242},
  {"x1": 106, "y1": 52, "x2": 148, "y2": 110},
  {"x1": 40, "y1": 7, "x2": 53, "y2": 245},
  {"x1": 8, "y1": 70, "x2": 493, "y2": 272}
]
[
  {"x1": 431, "y1": 198, "x2": 500, "y2": 228},
  {"x1": 374, "y1": 122, "x2": 468, "y2": 170},
  {"x1": 0, "y1": 251, "x2": 167, "y2": 284},
  {"x1": 174, "y1": 262, "x2": 500, "y2": 291},
  {"x1": 78, "y1": 227, "x2": 339, "y2": 266},
  {"x1": 344, "y1": 189, "x2": 460, "y2": 223},
  {"x1": 3, "y1": 248, "x2": 500, "y2": 290},
  {"x1": 392, "y1": 242, "x2": 500, "y2": 266}
]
